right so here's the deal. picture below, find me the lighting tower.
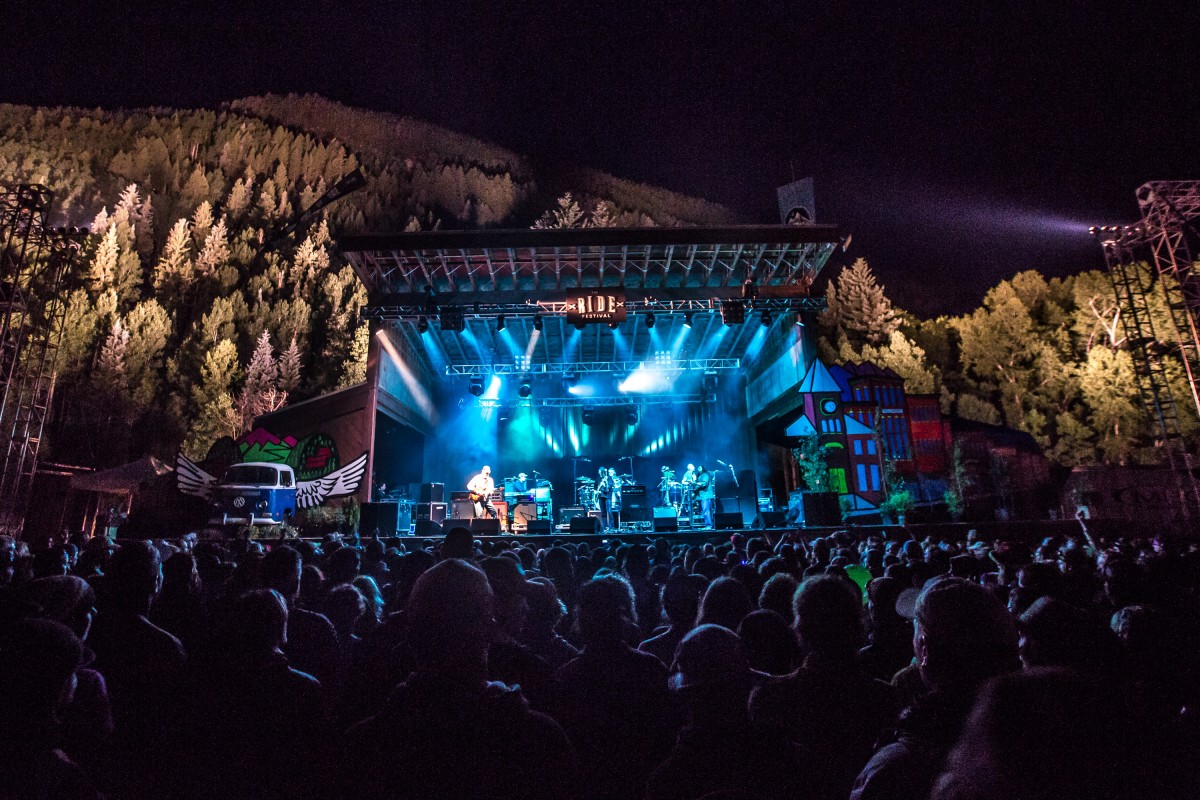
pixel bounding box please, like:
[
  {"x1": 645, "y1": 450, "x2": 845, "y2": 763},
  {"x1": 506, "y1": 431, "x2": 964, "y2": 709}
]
[
  {"x1": 0, "y1": 185, "x2": 83, "y2": 534},
  {"x1": 1093, "y1": 180, "x2": 1200, "y2": 519}
]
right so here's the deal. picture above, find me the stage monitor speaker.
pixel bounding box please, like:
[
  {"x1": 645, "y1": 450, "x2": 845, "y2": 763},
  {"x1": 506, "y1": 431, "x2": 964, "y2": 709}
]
[
  {"x1": 451, "y1": 499, "x2": 475, "y2": 519},
  {"x1": 569, "y1": 516, "x2": 601, "y2": 534},
  {"x1": 419, "y1": 482, "x2": 445, "y2": 504},
  {"x1": 361, "y1": 502, "x2": 401, "y2": 536},
  {"x1": 715, "y1": 511, "x2": 744, "y2": 530},
  {"x1": 444, "y1": 518, "x2": 474, "y2": 533},
  {"x1": 471, "y1": 518, "x2": 500, "y2": 535},
  {"x1": 559, "y1": 506, "x2": 586, "y2": 524},
  {"x1": 653, "y1": 507, "x2": 678, "y2": 532},
  {"x1": 525, "y1": 520, "x2": 552, "y2": 535},
  {"x1": 414, "y1": 519, "x2": 442, "y2": 537},
  {"x1": 414, "y1": 502, "x2": 447, "y2": 523},
  {"x1": 754, "y1": 510, "x2": 788, "y2": 529},
  {"x1": 623, "y1": 505, "x2": 652, "y2": 523}
]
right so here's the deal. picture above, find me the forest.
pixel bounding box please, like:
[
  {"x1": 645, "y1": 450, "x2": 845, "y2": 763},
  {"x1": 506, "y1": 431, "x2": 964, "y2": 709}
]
[{"x1": 0, "y1": 93, "x2": 1189, "y2": 472}]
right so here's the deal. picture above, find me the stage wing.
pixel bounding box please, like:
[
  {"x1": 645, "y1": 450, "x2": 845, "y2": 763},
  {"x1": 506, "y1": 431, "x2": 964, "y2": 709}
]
[
  {"x1": 176, "y1": 454, "x2": 217, "y2": 500},
  {"x1": 296, "y1": 453, "x2": 369, "y2": 509}
]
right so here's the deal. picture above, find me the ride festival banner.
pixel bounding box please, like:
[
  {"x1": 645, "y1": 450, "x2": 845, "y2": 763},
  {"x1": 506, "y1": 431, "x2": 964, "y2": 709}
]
[{"x1": 566, "y1": 288, "x2": 627, "y2": 325}]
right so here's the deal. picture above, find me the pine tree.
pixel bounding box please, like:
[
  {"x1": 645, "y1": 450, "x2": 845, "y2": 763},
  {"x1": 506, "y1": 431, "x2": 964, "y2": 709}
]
[
  {"x1": 184, "y1": 339, "x2": 242, "y2": 457},
  {"x1": 94, "y1": 319, "x2": 130, "y2": 394},
  {"x1": 823, "y1": 258, "x2": 900, "y2": 346},
  {"x1": 191, "y1": 201, "x2": 214, "y2": 243},
  {"x1": 154, "y1": 218, "x2": 194, "y2": 297},
  {"x1": 90, "y1": 225, "x2": 120, "y2": 289},
  {"x1": 236, "y1": 330, "x2": 286, "y2": 430},
  {"x1": 278, "y1": 335, "x2": 302, "y2": 393},
  {"x1": 844, "y1": 330, "x2": 940, "y2": 395},
  {"x1": 338, "y1": 323, "x2": 369, "y2": 387},
  {"x1": 123, "y1": 299, "x2": 173, "y2": 408},
  {"x1": 195, "y1": 217, "x2": 230, "y2": 276},
  {"x1": 225, "y1": 173, "x2": 254, "y2": 220},
  {"x1": 533, "y1": 193, "x2": 585, "y2": 229},
  {"x1": 588, "y1": 200, "x2": 617, "y2": 228}
]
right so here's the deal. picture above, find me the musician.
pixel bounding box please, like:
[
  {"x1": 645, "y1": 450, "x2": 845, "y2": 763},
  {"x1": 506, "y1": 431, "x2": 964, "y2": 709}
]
[
  {"x1": 467, "y1": 464, "x2": 498, "y2": 519},
  {"x1": 597, "y1": 467, "x2": 621, "y2": 531},
  {"x1": 681, "y1": 463, "x2": 698, "y2": 517},
  {"x1": 513, "y1": 472, "x2": 529, "y2": 493},
  {"x1": 658, "y1": 465, "x2": 675, "y2": 506},
  {"x1": 694, "y1": 465, "x2": 716, "y2": 529}
]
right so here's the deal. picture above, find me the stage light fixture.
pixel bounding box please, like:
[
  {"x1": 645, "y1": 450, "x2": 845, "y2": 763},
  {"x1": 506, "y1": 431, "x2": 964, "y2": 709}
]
[
  {"x1": 624, "y1": 407, "x2": 639, "y2": 426},
  {"x1": 417, "y1": 316, "x2": 429, "y2": 333},
  {"x1": 519, "y1": 382, "x2": 533, "y2": 398},
  {"x1": 574, "y1": 322, "x2": 586, "y2": 331},
  {"x1": 533, "y1": 316, "x2": 544, "y2": 331},
  {"x1": 720, "y1": 300, "x2": 745, "y2": 325},
  {"x1": 582, "y1": 407, "x2": 596, "y2": 426},
  {"x1": 496, "y1": 315, "x2": 506, "y2": 332},
  {"x1": 608, "y1": 321, "x2": 619, "y2": 330},
  {"x1": 761, "y1": 311, "x2": 772, "y2": 328},
  {"x1": 741, "y1": 278, "x2": 759, "y2": 303},
  {"x1": 469, "y1": 377, "x2": 484, "y2": 397},
  {"x1": 684, "y1": 312, "x2": 694, "y2": 328},
  {"x1": 702, "y1": 370, "x2": 719, "y2": 394},
  {"x1": 645, "y1": 313, "x2": 655, "y2": 329}
]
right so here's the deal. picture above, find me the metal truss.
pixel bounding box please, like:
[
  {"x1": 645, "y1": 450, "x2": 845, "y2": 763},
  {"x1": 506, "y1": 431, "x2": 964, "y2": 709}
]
[
  {"x1": 343, "y1": 224, "x2": 841, "y2": 297},
  {"x1": 361, "y1": 295, "x2": 826, "y2": 321},
  {"x1": 475, "y1": 394, "x2": 706, "y2": 409},
  {"x1": 445, "y1": 358, "x2": 740, "y2": 376},
  {"x1": 1094, "y1": 217, "x2": 1200, "y2": 519},
  {"x1": 0, "y1": 185, "x2": 84, "y2": 534}
]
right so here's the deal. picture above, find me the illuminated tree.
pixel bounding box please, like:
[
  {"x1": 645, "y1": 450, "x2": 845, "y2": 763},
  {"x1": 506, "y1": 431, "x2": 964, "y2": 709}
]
[{"x1": 823, "y1": 258, "x2": 900, "y2": 346}]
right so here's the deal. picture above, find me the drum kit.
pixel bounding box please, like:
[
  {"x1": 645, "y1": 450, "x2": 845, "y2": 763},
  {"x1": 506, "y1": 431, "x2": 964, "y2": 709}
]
[{"x1": 575, "y1": 472, "x2": 635, "y2": 508}]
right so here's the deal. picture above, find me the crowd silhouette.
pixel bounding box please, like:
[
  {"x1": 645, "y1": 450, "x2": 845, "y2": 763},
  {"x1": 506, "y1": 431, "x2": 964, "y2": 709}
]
[{"x1": 1, "y1": 523, "x2": 1198, "y2": 799}]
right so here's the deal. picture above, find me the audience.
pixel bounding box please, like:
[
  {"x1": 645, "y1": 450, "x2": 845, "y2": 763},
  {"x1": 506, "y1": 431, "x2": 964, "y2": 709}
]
[{"x1": 0, "y1": 523, "x2": 1192, "y2": 800}]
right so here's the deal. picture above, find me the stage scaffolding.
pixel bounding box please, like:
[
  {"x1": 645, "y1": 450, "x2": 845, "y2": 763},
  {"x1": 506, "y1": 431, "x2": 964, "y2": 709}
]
[
  {"x1": 0, "y1": 185, "x2": 84, "y2": 534},
  {"x1": 1094, "y1": 181, "x2": 1200, "y2": 519}
]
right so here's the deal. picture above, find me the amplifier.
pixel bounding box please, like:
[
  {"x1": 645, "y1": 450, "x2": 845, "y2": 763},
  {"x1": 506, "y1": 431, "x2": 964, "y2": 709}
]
[
  {"x1": 450, "y1": 491, "x2": 471, "y2": 502},
  {"x1": 621, "y1": 484, "x2": 648, "y2": 500},
  {"x1": 361, "y1": 502, "x2": 407, "y2": 536},
  {"x1": 451, "y1": 499, "x2": 475, "y2": 519},
  {"x1": 414, "y1": 502, "x2": 447, "y2": 523},
  {"x1": 559, "y1": 506, "x2": 587, "y2": 524},
  {"x1": 512, "y1": 502, "x2": 538, "y2": 524},
  {"x1": 419, "y1": 483, "x2": 445, "y2": 504}
]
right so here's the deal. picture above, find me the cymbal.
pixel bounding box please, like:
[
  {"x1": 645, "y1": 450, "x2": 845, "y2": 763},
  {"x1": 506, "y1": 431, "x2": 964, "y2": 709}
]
[
  {"x1": 619, "y1": 473, "x2": 633, "y2": 478},
  {"x1": 577, "y1": 477, "x2": 595, "y2": 483}
]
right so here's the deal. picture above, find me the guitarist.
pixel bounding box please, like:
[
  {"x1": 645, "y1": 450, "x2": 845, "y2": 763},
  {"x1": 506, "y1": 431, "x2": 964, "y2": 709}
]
[{"x1": 467, "y1": 464, "x2": 498, "y2": 519}]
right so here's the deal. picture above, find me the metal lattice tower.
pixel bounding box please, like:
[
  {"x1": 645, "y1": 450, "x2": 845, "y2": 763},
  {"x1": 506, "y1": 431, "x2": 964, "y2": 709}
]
[
  {"x1": 0, "y1": 185, "x2": 81, "y2": 535},
  {"x1": 1092, "y1": 180, "x2": 1200, "y2": 519}
]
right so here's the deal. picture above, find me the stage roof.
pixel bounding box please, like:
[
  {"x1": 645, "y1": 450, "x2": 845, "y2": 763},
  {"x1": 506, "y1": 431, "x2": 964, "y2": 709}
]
[{"x1": 341, "y1": 224, "x2": 841, "y2": 300}]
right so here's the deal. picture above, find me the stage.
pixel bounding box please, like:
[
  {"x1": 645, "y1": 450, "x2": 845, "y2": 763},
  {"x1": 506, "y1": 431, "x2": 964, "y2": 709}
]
[{"x1": 257, "y1": 224, "x2": 844, "y2": 530}]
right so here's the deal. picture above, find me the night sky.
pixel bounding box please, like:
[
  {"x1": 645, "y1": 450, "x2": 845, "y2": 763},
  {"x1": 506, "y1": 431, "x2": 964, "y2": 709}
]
[{"x1": 6, "y1": 1, "x2": 1200, "y2": 313}]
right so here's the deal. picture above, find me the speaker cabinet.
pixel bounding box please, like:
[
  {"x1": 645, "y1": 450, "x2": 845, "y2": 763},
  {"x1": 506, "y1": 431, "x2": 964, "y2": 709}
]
[
  {"x1": 444, "y1": 518, "x2": 474, "y2": 533},
  {"x1": 361, "y1": 502, "x2": 402, "y2": 536},
  {"x1": 471, "y1": 518, "x2": 500, "y2": 535},
  {"x1": 715, "y1": 511, "x2": 744, "y2": 530},
  {"x1": 414, "y1": 519, "x2": 442, "y2": 537},
  {"x1": 653, "y1": 507, "x2": 678, "y2": 532},
  {"x1": 569, "y1": 516, "x2": 601, "y2": 535},
  {"x1": 754, "y1": 510, "x2": 788, "y2": 529},
  {"x1": 525, "y1": 520, "x2": 552, "y2": 535},
  {"x1": 419, "y1": 482, "x2": 445, "y2": 504},
  {"x1": 451, "y1": 499, "x2": 475, "y2": 519},
  {"x1": 414, "y1": 502, "x2": 447, "y2": 523}
]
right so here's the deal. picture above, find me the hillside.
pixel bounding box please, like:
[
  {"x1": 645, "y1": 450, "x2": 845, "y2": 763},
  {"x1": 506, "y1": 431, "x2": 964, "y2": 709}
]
[{"x1": 0, "y1": 94, "x2": 740, "y2": 470}]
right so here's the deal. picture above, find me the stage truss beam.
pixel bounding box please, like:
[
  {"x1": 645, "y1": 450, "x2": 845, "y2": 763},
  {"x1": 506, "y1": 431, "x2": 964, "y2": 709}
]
[
  {"x1": 445, "y1": 358, "x2": 740, "y2": 376},
  {"x1": 475, "y1": 395, "x2": 706, "y2": 408},
  {"x1": 361, "y1": 295, "x2": 825, "y2": 321}
]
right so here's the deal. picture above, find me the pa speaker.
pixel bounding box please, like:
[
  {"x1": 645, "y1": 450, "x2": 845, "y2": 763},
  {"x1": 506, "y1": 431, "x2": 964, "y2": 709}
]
[
  {"x1": 559, "y1": 506, "x2": 587, "y2": 524},
  {"x1": 569, "y1": 516, "x2": 601, "y2": 535},
  {"x1": 414, "y1": 519, "x2": 443, "y2": 537},
  {"x1": 470, "y1": 518, "x2": 500, "y2": 535},
  {"x1": 361, "y1": 502, "x2": 401, "y2": 536},
  {"x1": 715, "y1": 512, "x2": 744, "y2": 530},
  {"x1": 525, "y1": 520, "x2": 552, "y2": 535},
  {"x1": 419, "y1": 482, "x2": 445, "y2": 503},
  {"x1": 754, "y1": 510, "x2": 788, "y2": 529},
  {"x1": 653, "y1": 507, "x2": 678, "y2": 532}
]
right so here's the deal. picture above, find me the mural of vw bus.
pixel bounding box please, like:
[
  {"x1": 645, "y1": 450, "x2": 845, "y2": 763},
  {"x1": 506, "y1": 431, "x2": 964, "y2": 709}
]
[{"x1": 210, "y1": 462, "x2": 297, "y2": 525}]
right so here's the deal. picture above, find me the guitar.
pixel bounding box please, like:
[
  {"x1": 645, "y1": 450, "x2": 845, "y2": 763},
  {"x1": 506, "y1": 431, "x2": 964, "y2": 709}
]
[{"x1": 468, "y1": 489, "x2": 489, "y2": 503}]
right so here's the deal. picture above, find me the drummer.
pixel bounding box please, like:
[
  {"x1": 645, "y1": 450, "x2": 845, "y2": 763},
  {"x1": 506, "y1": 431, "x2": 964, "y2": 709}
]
[{"x1": 658, "y1": 465, "x2": 675, "y2": 506}]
